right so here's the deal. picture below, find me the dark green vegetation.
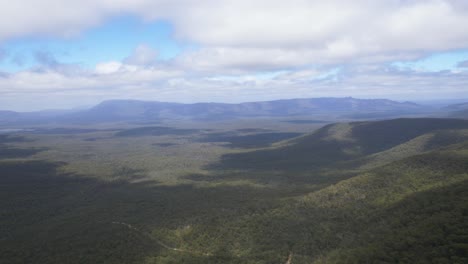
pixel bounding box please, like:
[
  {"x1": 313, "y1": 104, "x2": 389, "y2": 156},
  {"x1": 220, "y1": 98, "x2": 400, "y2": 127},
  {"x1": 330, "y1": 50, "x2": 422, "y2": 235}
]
[
  {"x1": 215, "y1": 118, "x2": 468, "y2": 171},
  {"x1": 451, "y1": 109, "x2": 468, "y2": 119},
  {"x1": 1, "y1": 118, "x2": 468, "y2": 263},
  {"x1": 0, "y1": 135, "x2": 45, "y2": 159},
  {"x1": 0, "y1": 160, "x2": 286, "y2": 264}
]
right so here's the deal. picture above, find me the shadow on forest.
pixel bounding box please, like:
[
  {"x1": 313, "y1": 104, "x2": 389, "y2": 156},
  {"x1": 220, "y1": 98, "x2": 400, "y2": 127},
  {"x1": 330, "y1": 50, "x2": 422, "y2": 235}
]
[
  {"x1": 202, "y1": 118, "x2": 468, "y2": 185},
  {"x1": 204, "y1": 126, "x2": 352, "y2": 172},
  {"x1": 199, "y1": 127, "x2": 359, "y2": 185},
  {"x1": 0, "y1": 134, "x2": 32, "y2": 143},
  {"x1": 0, "y1": 135, "x2": 47, "y2": 159},
  {"x1": 4, "y1": 119, "x2": 468, "y2": 263},
  {"x1": 348, "y1": 118, "x2": 468, "y2": 154},
  {"x1": 2, "y1": 149, "x2": 467, "y2": 263},
  {"x1": 0, "y1": 158, "x2": 286, "y2": 264}
]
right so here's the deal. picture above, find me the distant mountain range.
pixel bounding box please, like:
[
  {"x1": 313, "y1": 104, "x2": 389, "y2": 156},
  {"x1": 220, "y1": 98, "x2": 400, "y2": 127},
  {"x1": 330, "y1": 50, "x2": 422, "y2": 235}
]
[{"x1": 0, "y1": 97, "x2": 466, "y2": 125}]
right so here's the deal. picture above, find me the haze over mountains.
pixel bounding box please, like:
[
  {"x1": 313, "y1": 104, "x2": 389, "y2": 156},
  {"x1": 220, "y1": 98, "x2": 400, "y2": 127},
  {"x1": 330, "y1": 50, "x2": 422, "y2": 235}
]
[{"x1": 2, "y1": 97, "x2": 466, "y2": 125}]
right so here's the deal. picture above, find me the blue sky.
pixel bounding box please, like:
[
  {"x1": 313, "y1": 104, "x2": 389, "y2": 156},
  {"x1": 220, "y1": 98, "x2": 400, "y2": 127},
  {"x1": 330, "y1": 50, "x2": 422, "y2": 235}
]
[
  {"x1": 3, "y1": 23, "x2": 467, "y2": 74},
  {"x1": 0, "y1": 17, "x2": 183, "y2": 71},
  {"x1": 392, "y1": 51, "x2": 468, "y2": 72},
  {"x1": 1, "y1": 0, "x2": 468, "y2": 111}
]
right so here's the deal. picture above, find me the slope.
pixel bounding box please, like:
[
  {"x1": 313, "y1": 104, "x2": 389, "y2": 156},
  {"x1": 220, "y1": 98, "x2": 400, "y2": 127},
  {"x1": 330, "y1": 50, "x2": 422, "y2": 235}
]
[
  {"x1": 213, "y1": 118, "x2": 468, "y2": 174},
  {"x1": 161, "y1": 122, "x2": 468, "y2": 263},
  {"x1": 2, "y1": 117, "x2": 468, "y2": 264}
]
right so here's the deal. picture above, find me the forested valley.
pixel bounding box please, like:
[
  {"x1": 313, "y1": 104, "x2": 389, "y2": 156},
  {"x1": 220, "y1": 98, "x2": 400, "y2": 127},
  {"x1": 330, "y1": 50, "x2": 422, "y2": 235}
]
[{"x1": 1, "y1": 118, "x2": 468, "y2": 263}]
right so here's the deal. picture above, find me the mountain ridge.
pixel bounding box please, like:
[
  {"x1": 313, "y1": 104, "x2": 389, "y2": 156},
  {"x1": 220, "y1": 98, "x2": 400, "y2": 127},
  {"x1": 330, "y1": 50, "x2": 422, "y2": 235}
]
[{"x1": 0, "y1": 97, "x2": 433, "y2": 125}]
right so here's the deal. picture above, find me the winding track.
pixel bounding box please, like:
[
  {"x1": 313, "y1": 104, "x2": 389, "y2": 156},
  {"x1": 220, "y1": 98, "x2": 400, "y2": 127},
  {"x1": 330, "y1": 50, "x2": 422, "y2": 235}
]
[
  {"x1": 285, "y1": 252, "x2": 293, "y2": 264},
  {"x1": 112, "y1": 221, "x2": 295, "y2": 261},
  {"x1": 111, "y1": 221, "x2": 212, "y2": 256}
]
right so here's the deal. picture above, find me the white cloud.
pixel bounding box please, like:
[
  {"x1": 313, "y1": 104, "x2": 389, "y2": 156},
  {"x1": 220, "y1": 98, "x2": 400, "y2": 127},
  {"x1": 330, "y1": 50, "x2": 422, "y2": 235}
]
[
  {"x1": 2, "y1": 61, "x2": 468, "y2": 111},
  {"x1": 2, "y1": 1, "x2": 468, "y2": 61},
  {"x1": 124, "y1": 44, "x2": 158, "y2": 66},
  {"x1": 94, "y1": 61, "x2": 123, "y2": 74},
  {"x1": 164, "y1": 0, "x2": 468, "y2": 69},
  {"x1": 2, "y1": 1, "x2": 468, "y2": 110}
]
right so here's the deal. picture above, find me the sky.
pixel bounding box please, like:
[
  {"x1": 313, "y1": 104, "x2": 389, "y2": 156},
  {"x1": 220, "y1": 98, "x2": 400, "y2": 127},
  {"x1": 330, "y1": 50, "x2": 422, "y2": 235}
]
[{"x1": 1, "y1": 0, "x2": 468, "y2": 111}]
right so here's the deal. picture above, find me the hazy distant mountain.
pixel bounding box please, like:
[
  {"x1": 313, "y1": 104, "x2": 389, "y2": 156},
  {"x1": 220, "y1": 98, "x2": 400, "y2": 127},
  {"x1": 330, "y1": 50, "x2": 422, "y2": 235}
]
[
  {"x1": 62, "y1": 97, "x2": 429, "y2": 123},
  {"x1": 0, "y1": 109, "x2": 82, "y2": 125},
  {"x1": 0, "y1": 110, "x2": 20, "y2": 119},
  {"x1": 0, "y1": 97, "x2": 431, "y2": 125},
  {"x1": 451, "y1": 110, "x2": 468, "y2": 119},
  {"x1": 443, "y1": 102, "x2": 468, "y2": 111},
  {"x1": 442, "y1": 102, "x2": 468, "y2": 119}
]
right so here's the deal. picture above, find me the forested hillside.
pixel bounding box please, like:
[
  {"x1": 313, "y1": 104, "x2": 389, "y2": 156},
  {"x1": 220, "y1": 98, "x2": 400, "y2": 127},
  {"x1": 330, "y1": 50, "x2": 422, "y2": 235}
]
[{"x1": 1, "y1": 118, "x2": 467, "y2": 263}]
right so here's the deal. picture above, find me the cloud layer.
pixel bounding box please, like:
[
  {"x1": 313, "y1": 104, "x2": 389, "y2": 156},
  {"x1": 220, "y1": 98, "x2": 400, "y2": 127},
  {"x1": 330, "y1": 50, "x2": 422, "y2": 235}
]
[
  {"x1": 3, "y1": 1, "x2": 468, "y2": 58},
  {"x1": 1, "y1": 0, "x2": 468, "y2": 110},
  {"x1": 1, "y1": 61, "x2": 467, "y2": 111}
]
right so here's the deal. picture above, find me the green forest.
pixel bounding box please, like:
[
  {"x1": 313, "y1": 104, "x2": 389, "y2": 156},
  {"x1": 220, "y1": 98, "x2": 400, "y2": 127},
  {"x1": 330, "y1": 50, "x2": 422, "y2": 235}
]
[{"x1": 1, "y1": 118, "x2": 467, "y2": 263}]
